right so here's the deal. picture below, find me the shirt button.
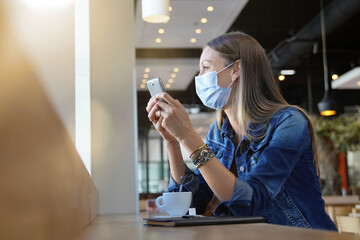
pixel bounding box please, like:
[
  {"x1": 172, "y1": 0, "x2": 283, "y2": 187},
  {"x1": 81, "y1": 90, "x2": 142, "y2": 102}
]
[{"x1": 240, "y1": 166, "x2": 245, "y2": 172}]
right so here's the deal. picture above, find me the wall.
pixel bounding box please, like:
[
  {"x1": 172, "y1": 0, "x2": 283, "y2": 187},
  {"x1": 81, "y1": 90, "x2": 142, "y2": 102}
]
[
  {"x1": 2, "y1": 0, "x2": 76, "y2": 142},
  {"x1": 0, "y1": 1, "x2": 97, "y2": 238},
  {"x1": 1, "y1": 0, "x2": 138, "y2": 216},
  {"x1": 90, "y1": 0, "x2": 137, "y2": 214}
]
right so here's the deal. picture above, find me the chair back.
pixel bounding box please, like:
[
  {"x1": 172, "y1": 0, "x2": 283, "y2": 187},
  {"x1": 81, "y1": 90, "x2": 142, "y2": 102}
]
[{"x1": 336, "y1": 216, "x2": 360, "y2": 234}]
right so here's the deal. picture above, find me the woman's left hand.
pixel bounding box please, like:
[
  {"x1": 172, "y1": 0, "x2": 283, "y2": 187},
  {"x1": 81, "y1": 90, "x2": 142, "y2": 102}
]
[{"x1": 155, "y1": 92, "x2": 196, "y2": 143}]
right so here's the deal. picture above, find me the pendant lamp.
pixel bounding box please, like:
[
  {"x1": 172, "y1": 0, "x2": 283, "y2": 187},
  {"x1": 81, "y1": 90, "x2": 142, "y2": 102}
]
[
  {"x1": 142, "y1": 0, "x2": 170, "y2": 23},
  {"x1": 317, "y1": 0, "x2": 337, "y2": 116},
  {"x1": 318, "y1": 92, "x2": 336, "y2": 116}
]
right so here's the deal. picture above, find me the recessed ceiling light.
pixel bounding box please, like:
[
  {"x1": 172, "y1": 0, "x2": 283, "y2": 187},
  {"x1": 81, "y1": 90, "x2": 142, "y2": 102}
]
[
  {"x1": 171, "y1": 73, "x2": 176, "y2": 78},
  {"x1": 143, "y1": 73, "x2": 149, "y2": 78},
  {"x1": 195, "y1": 28, "x2": 202, "y2": 34},
  {"x1": 200, "y1": 18, "x2": 207, "y2": 24},
  {"x1": 169, "y1": 6, "x2": 173, "y2": 12},
  {"x1": 144, "y1": 67, "x2": 151, "y2": 73},
  {"x1": 165, "y1": 83, "x2": 171, "y2": 89},
  {"x1": 155, "y1": 38, "x2": 162, "y2": 43},
  {"x1": 173, "y1": 67, "x2": 179, "y2": 72},
  {"x1": 168, "y1": 79, "x2": 174, "y2": 83},
  {"x1": 158, "y1": 28, "x2": 165, "y2": 34},
  {"x1": 280, "y1": 69, "x2": 296, "y2": 75},
  {"x1": 278, "y1": 75, "x2": 285, "y2": 81},
  {"x1": 142, "y1": 79, "x2": 147, "y2": 83},
  {"x1": 332, "y1": 74, "x2": 338, "y2": 80},
  {"x1": 190, "y1": 38, "x2": 197, "y2": 43},
  {"x1": 140, "y1": 84, "x2": 146, "y2": 89},
  {"x1": 207, "y1": 6, "x2": 214, "y2": 12}
]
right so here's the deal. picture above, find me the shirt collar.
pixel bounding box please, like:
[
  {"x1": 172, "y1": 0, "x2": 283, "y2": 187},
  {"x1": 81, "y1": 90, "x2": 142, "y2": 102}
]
[{"x1": 220, "y1": 116, "x2": 234, "y2": 140}]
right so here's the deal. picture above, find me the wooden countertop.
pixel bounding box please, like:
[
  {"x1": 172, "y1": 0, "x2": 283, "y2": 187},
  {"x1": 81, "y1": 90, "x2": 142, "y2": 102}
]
[
  {"x1": 323, "y1": 195, "x2": 359, "y2": 206},
  {"x1": 75, "y1": 214, "x2": 358, "y2": 240}
]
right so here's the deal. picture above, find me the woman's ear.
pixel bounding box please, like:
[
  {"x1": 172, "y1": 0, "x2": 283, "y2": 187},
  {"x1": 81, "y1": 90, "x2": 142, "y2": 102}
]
[{"x1": 231, "y1": 59, "x2": 241, "y2": 82}]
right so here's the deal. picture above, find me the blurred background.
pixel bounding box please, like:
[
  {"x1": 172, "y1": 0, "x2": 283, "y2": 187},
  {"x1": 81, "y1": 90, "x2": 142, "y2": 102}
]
[{"x1": 135, "y1": 0, "x2": 360, "y2": 197}]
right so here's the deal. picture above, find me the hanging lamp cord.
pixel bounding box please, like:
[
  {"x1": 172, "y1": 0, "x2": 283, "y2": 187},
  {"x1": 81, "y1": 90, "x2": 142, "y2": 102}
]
[{"x1": 320, "y1": 0, "x2": 329, "y2": 92}]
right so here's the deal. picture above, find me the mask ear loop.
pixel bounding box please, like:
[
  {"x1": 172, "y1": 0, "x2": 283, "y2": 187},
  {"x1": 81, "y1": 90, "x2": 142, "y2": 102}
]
[
  {"x1": 216, "y1": 61, "x2": 238, "y2": 88},
  {"x1": 216, "y1": 62, "x2": 235, "y2": 74}
]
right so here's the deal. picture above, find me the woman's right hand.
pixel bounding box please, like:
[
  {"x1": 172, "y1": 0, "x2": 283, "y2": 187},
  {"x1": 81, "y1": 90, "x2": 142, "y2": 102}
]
[{"x1": 146, "y1": 97, "x2": 178, "y2": 145}]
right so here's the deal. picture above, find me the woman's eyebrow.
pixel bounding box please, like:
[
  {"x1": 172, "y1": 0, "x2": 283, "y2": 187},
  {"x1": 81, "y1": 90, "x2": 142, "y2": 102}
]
[{"x1": 200, "y1": 59, "x2": 212, "y2": 65}]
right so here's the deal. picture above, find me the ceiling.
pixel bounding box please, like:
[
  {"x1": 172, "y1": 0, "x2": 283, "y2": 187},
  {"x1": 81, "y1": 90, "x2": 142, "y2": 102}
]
[
  {"x1": 135, "y1": 0, "x2": 248, "y2": 91},
  {"x1": 135, "y1": 0, "x2": 360, "y2": 133},
  {"x1": 135, "y1": 0, "x2": 248, "y2": 49}
]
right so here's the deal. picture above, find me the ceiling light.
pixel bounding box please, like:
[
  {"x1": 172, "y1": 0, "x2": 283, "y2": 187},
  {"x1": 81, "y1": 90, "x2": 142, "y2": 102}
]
[
  {"x1": 158, "y1": 28, "x2": 165, "y2": 34},
  {"x1": 173, "y1": 67, "x2": 179, "y2": 72},
  {"x1": 140, "y1": 84, "x2": 146, "y2": 89},
  {"x1": 144, "y1": 67, "x2": 151, "y2": 73},
  {"x1": 165, "y1": 83, "x2": 171, "y2": 89},
  {"x1": 171, "y1": 73, "x2": 176, "y2": 78},
  {"x1": 195, "y1": 28, "x2": 202, "y2": 34},
  {"x1": 207, "y1": 6, "x2": 214, "y2": 12},
  {"x1": 317, "y1": 0, "x2": 336, "y2": 117},
  {"x1": 143, "y1": 73, "x2": 149, "y2": 78},
  {"x1": 280, "y1": 69, "x2": 296, "y2": 75},
  {"x1": 320, "y1": 110, "x2": 337, "y2": 116},
  {"x1": 357, "y1": 81, "x2": 360, "y2": 86},
  {"x1": 155, "y1": 38, "x2": 162, "y2": 43},
  {"x1": 332, "y1": 74, "x2": 338, "y2": 80},
  {"x1": 142, "y1": 79, "x2": 147, "y2": 83},
  {"x1": 142, "y1": 0, "x2": 170, "y2": 23},
  {"x1": 200, "y1": 18, "x2": 207, "y2": 24},
  {"x1": 190, "y1": 38, "x2": 197, "y2": 43},
  {"x1": 169, "y1": 6, "x2": 172, "y2": 12},
  {"x1": 168, "y1": 79, "x2": 174, "y2": 83},
  {"x1": 318, "y1": 92, "x2": 337, "y2": 116},
  {"x1": 278, "y1": 75, "x2": 285, "y2": 81}
]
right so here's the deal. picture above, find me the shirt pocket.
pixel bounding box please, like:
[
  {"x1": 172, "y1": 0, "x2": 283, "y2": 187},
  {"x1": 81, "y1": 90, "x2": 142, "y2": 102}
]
[
  {"x1": 249, "y1": 151, "x2": 260, "y2": 171},
  {"x1": 247, "y1": 138, "x2": 269, "y2": 171}
]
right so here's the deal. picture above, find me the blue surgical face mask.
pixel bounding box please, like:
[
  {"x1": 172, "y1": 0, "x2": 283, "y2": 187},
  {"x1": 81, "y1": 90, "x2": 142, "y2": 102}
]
[{"x1": 195, "y1": 62, "x2": 235, "y2": 110}]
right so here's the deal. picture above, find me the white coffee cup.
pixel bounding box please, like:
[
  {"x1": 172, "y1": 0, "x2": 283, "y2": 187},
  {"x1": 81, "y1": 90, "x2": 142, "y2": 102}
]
[{"x1": 155, "y1": 192, "x2": 192, "y2": 216}]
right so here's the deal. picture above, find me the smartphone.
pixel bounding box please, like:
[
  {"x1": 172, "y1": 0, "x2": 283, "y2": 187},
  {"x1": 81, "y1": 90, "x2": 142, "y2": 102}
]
[{"x1": 147, "y1": 77, "x2": 167, "y2": 103}]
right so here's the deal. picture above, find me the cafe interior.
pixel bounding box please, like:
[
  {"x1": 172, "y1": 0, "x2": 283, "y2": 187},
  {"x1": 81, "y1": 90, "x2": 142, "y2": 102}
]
[{"x1": 1, "y1": 0, "x2": 360, "y2": 239}]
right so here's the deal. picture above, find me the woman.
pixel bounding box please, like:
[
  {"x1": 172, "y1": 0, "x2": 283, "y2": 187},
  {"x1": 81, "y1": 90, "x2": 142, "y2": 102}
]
[{"x1": 146, "y1": 32, "x2": 336, "y2": 230}]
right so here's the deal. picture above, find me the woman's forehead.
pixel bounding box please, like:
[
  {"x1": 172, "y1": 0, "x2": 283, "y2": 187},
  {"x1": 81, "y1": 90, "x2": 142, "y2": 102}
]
[{"x1": 200, "y1": 47, "x2": 223, "y2": 64}]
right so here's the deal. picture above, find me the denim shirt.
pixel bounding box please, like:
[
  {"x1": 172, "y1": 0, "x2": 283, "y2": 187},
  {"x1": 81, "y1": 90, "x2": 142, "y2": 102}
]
[{"x1": 169, "y1": 107, "x2": 337, "y2": 231}]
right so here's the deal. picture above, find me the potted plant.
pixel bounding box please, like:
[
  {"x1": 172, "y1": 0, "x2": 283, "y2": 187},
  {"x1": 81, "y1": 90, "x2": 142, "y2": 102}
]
[{"x1": 312, "y1": 114, "x2": 360, "y2": 195}]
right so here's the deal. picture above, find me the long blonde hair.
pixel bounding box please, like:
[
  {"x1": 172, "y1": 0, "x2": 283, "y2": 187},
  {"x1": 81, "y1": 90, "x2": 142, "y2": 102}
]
[{"x1": 207, "y1": 32, "x2": 319, "y2": 173}]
